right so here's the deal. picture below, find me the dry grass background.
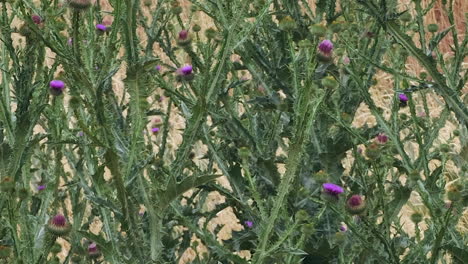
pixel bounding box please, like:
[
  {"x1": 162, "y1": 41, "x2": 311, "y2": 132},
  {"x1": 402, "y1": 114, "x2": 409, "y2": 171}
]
[{"x1": 5, "y1": 0, "x2": 467, "y2": 263}]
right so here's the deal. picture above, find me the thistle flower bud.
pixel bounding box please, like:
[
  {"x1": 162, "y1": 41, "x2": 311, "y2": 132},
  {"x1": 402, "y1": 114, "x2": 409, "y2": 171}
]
[
  {"x1": 295, "y1": 210, "x2": 309, "y2": 222},
  {"x1": 67, "y1": 0, "x2": 92, "y2": 10},
  {"x1": 51, "y1": 242, "x2": 62, "y2": 254},
  {"x1": 0, "y1": 177, "x2": 15, "y2": 192},
  {"x1": 365, "y1": 143, "x2": 380, "y2": 160},
  {"x1": 49, "y1": 80, "x2": 65, "y2": 96},
  {"x1": 333, "y1": 231, "x2": 346, "y2": 244},
  {"x1": 427, "y1": 24, "x2": 438, "y2": 33},
  {"x1": 446, "y1": 183, "x2": 463, "y2": 202},
  {"x1": 176, "y1": 29, "x2": 191, "y2": 47},
  {"x1": 46, "y1": 214, "x2": 71, "y2": 236},
  {"x1": 238, "y1": 147, "x2": 250, "y2": 160},
  {"x1": 409, "y1": 170, "x2": 420, "y2": 181},
  {"x1": 309, "y1": 24, "x2": 327, "y2": 37},
  {"x1": 321, "y1": 183, "x2": 344, "y2": 202},
  {"x1": 176, "y1": 65, "x2": 194, "y2": 81},
  {"x1": 321, "y1": 76, "x2": 338, "y2": 89},
  {"x1": 298, "y1": 39, "x2": 313, "y2": 48},
  {"x1": 192, "y1": 24, "x2": 201, "y2": 32},
  {"x1": 300, "y1": 223, "x2": 315, "y2": 235},
  {"x1": 410, "y1": 212, "x2": 423, "y2": 223},
  {"x1": 0, "y1": 245, "x2": 11, "y2": 259},
  {"x1": 278, "y1": 16, "x2": 297, "y2": 31},
  {"x1": 71, "y1": 255, "x2": 82, "y2": 263},
  {"x1": 346, "y1": 195, "x2": 366, "y2": 215},
  {"x1": 439, "y1": 144, "x2": 450, "y2": 153},
  {"x1": 313, "y1": 170, "x2": 329, "y2": 184}
]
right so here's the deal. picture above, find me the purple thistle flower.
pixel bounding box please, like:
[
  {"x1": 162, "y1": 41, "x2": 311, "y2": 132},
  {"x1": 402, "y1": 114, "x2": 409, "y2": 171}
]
[
  {"x1": 155, "y1": 65, "x2": 161, "y2": 71},
  {"x1": 318, "y1": 40, "x2": 333, "y2": 55},
  {"x1": 37, "y1": 185, "x2": 46, "y2": 191},
  {"x1": 51, "y1": 214, "x2": 66, "y2": 226},
  {"x1": 50, "y1": 80, "x2": 65, "y2": 90},
  {"x1": 339, "y1": 225, "x2": 347, "y2": 232},
  {"x1": 88, "y1": 242, "x2": 101, "y2": 258},
  {"x1": 177, "y1": 30, "x2": 191, "y2": 46},
  {"x1": 323, "y1": 183, "x2": 344, "y2": 195},
  {"x1": 244, "y1": 220, "x2": 253, "y2": 228},
  {"x1": 151, "y1": 127, "x2": 160, "y2": 133},
  {"x1": 398, "y1": 93, "x2": 408, "y2": 103},
  {"x1": 179, "y1": 30, "x2": 189, "y2": 40},
  {"x1": 346, "y1": 195, "x2": 366, "y2": 215},
  {"x1": 399, "y1": 93, "x2": 409, "y2": 107},
  {"x1": 32, "y1": 15, "x2": 42, "y2": 25},
  {"x1": 176, "y1": 65, "x2": 194, "y2": 81},
  {"x1": 96, "y1": 24, "x2": 107, "y2": 32},
  {"x1": 49, "y1": 80, "x2": 65, "y2": 96},
  {"x1": 46, "y1": 214, "x2": 71, "y2": 236},
  {"x1": 179, "y1": 65, "x2": 193, "y2": 75},
  {"x1": 376, "y1": 133, "x2": 388, "y2": 144}
]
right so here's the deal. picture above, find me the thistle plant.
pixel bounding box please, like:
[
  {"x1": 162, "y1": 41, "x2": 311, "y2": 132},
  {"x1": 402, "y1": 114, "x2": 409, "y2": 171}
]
[{"x1": 0, "y1": 0, "x2": 466, "y2": 263}]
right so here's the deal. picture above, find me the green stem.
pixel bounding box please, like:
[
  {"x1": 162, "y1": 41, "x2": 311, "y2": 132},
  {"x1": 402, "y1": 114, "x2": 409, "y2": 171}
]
[
  {"x1": 241, "y1": 158, "x2": 266, "y2": 220},
  {"x1": 253, "y1": 88, "x2": 324, "y2": 263}
]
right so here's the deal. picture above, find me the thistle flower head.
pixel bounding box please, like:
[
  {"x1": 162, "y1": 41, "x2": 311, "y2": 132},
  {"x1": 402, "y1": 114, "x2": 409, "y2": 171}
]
[
  {"x1": 244, "y1": 221, "x2": 253, "y2": 228},
  {"x1": 49, "y1": 80, "x2": 65, "y2": 96},
  {"x1": 346, "y1": 195, "x2": 366, "y2": 215},
  {"x1": 321, "y1": 183, "x2": 344, "y2": 202},
  {"x1": 47, "y1": 214, "x2": 71, "y2": 236},
  {"x1": 339, "y1": 225, "x2": 347, "y2": 232},
  {"x1": 88, "y1": 242, "x2": 101, "y2": 258},
  {"x1": 179, "y1": 30, "x2": 189, "y2": 40},
  {"x1": 176, "y1": 65, "x2": 194, "y2": 81},
  {"x1": 318, "y1": 39, "x2": 333, "y2": 55},
  {"x1": 96, "y1": 24, "x2": 107, "y2": 32},
  {"x1": 32, "y1": 15, "x2": 43, "y2": 25},
  {"x1": 151, "y1": 127, "x2": 160, "y2": 133},
  {"x1": 399, "y1": 93, "x2": 408, "y2": 102},
  {"x1": 179, "y1": 65, "x2": 193, "y2": 75},
  {"x1": 323, "y1": 183, "x2": 344, "y2": 195},
  {"x1": 37, "y1": 185, "x2": 46, "y2": 191},
  {"x1": 177, "y1": 30, "x2": 191, "y2": 46},
  {"x1": 376, "y1": 133, "x2": 388, "y2": 144}
]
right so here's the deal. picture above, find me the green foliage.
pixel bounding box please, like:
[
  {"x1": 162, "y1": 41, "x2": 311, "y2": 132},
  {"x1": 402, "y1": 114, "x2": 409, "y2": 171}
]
[{"x1": 0, "y1": 0, "x2": 466, "y2": 263}]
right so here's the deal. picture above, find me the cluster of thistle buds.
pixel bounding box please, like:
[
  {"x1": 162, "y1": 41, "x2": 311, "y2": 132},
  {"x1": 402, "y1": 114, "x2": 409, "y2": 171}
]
[
  {"x1": 321, "y1": 183, "x2": 367, "y2": 216},
  {"x1": 364, "y1": 132, "x2": 390, "y2": 160}
]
